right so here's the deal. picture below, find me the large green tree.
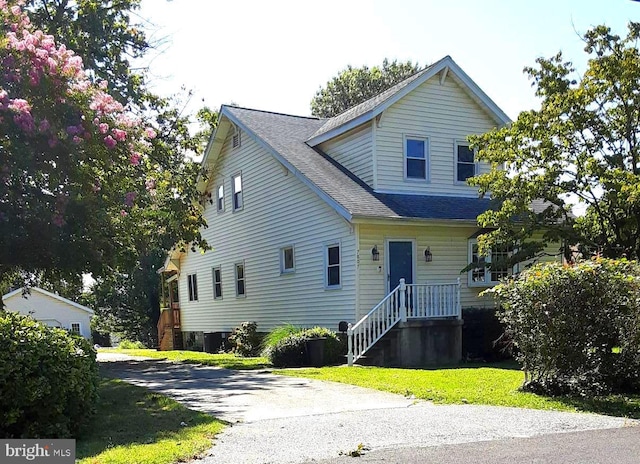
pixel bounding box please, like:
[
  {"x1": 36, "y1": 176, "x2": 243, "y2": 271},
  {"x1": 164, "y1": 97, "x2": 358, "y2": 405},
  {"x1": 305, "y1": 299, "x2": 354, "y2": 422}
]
[
  {"x1": 469, "y1": 22, "x2": 640, "y2": 263},
  {"x1": 310, "y1": 59, "x2": 420, "y2": 118}
]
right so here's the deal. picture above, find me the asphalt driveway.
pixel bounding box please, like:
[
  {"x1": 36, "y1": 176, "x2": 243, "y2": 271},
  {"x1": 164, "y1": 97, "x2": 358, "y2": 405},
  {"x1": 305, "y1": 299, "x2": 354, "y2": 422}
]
[{"x1": 98, "y1": 353, "x2": 637, "y2": 464}]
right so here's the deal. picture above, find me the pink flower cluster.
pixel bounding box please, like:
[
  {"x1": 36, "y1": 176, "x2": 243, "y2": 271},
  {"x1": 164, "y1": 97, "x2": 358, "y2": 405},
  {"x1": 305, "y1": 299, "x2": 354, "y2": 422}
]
[{"x1": 1, "y1": 0, "x2": 162, "y2": 215}]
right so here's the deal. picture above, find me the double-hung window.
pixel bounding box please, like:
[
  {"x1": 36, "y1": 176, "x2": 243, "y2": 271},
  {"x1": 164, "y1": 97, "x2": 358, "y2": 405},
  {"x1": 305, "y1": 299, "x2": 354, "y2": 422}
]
[
  {"x1": 468, "y1": 239, "x2": 512, "y2": 287},
  {"x1": 232, "y1": 173, "x2": 243, "y2": 211},
  {"x1": 70, "y1": 323, "x2": 81, "y2": 335},
  {"x1": 187, "y1": 273, "x2": 198, "y2": 301},
  {"x1": 216, "y1": 184, "x2": 225, "y2": 212},
  {"x1": 235, "y1": 262, "x2": 246, "y2": 297},
  {"x1": 325, "y1": 243, "x2": 341, "y2": 288},
  {"x1": 212, "y1": 266, "x2": 222, "y2": 299},
  {"x1": 405, "y1": 136, "x2": 429, "y2": 180},
  {"x1": 456, "y1": 141, "x2": 476, "y2": 182}
]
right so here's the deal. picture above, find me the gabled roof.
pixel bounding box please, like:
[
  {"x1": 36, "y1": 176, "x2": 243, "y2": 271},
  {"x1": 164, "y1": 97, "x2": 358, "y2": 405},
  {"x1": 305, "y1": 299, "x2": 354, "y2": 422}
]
[
  {"x1": 199, "y1": 55, "x2": 511, "y2": 224},
  {"x1": 2, "y1": 287, "x2": 94, "y2": 314},
  {"x1": 306, "y1": 55, "x2": 511, "y2": 146},
  {"x1": 214, "y1": 106, "x2": 494, "y2": 222}
]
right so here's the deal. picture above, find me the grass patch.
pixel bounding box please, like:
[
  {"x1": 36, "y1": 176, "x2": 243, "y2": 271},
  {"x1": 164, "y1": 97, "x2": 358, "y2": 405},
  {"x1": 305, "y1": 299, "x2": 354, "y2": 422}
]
[
  {"x1": 275, "y1": 364, "x2": 640, "y2": 418},
  {"x1": 100, "y1": 348, "x2": 270, "y2": 370},
  {"x1": 77, "y1": 377, "x2": 225, "y2": 464}
]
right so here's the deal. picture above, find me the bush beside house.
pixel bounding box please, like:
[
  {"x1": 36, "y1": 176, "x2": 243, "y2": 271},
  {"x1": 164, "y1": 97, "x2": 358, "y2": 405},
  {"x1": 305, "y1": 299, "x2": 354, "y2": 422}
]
[
  {"x1": 0, "y1": 312, "x2": 99, "y2": 438},
  {"x1": 268, "y1": 326, "x2": 346, "y2": 367},
  {"x1": 490, "y1": 259, "x2": 640, "y2": 396}
]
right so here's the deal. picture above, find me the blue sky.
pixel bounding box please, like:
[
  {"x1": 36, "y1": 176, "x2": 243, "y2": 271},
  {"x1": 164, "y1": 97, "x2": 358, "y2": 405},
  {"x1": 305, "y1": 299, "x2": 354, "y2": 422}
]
[{"x1": 138, "y1": 0, "x2": 640, "y2": 120}]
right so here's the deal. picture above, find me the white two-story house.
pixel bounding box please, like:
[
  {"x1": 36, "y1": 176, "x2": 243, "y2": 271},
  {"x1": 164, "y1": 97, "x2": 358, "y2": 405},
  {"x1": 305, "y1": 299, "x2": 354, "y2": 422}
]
[{"x1": 158, "y1": 56, "x2": 559, "y2": 365}]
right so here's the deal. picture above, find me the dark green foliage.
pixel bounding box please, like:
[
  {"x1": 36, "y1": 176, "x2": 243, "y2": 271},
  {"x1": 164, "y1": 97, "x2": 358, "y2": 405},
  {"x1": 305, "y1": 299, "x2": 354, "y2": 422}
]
[
  {"x1": 469, "y1": 22, "x2": 640, "y2": 263},
  {"x1": 227, "y1": 322, "x2": 262, "y2": 357},
  {"x1": 490, "y1": 259, "x2": 640, "y2": 396},
  {"x1": 310, "y1": 59, "x2": 420, "y2": 118},
  {"x1": 269, "y1": 326, "x2": 346, "y2": 367},
  {"x1": 0, "y1": 312, "x2": 99, "y2": 438}
]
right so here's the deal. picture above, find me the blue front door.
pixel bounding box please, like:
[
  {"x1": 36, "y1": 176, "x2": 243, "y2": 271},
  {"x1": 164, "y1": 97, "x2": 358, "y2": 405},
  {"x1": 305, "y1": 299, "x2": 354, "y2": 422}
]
[{"x1": 388, "y1": 241, "x2": 413, "y2": 291}]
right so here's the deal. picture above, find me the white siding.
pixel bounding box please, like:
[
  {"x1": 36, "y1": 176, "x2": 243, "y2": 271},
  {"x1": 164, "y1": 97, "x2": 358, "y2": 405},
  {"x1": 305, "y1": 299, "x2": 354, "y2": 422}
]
[
  {"x1": 356, "y1": 222, "x2": 494, "y2": 318},
  {"x1": 177, "y1": 129, "x2": 357, "y2": 333},
  {"x1": 356, "y1": 223, "x2": 564, "y2": 318},
  {"x1": 4, "y1": 291, "x2": 93, "y2": 338},
  {"x1": 318, "y1": 122, "x2": 373, "y2": 186},
  {"x1": 375, "y1": 76, "x2": 497, "y2": 196}
]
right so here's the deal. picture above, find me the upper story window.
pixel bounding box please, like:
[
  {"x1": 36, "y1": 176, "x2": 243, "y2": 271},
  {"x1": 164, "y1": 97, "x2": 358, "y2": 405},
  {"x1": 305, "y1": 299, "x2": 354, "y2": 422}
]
[
  {"x1": 232, "y1": 173, "x2": 243, "y2": 211},
  {"x1": 212, "y1": 266, "x2": 222, "y2": 299},
  {"x1": 405, "y1": 136, "x2": 429, "y2": 180},
  {"x1": 456, "y1": 141, "x2": 477, "y2": 183},
  {"x1": 325, "y1": 243, "x2": 341, "y2": 289},
  {"x1": 187, "y1": 273, "x2": 198, "y2": 301},
  {"x1": 235, "y1": 262, "x2": 246, "y2": 297},
  {"x1": 468, "y1": 239, "x2": 512, "y2": 287},
  {"x1": 216, "y1": 184, "x2": 225, "y2": 212},
  {"x1": 280, "y1": 246, "x2": 295, "y2": 274}
]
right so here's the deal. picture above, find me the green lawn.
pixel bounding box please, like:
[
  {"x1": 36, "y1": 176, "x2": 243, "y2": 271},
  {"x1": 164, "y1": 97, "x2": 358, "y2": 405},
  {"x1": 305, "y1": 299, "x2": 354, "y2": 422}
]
[
  {"x1": 99, "y1": 348, "x2": 270, "y2": 370},
  {"x1": 77, "y1": 377, "x2": 225, "y2": 464},
  {"x1": 275, "y1": 364, "x2": 640, "y2": 419}
]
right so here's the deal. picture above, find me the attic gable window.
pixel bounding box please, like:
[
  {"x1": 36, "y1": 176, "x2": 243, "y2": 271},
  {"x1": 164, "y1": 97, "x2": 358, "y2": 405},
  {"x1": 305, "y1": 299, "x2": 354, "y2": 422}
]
[
  {"x1": 456, "y1": 141, "x2": 477, "y2": 182},
  {"x1": 405, "y1": 136, "x2": 429, "y2": 180},
  {"x1": 232, "y1": 173, "x2": 243, "y2": 211},
  {"x1": 232, "y1": 126, "x2": 241, "y2": 149},
  {"x1": 217, "y1": 184, "x2": 225, "y2": 212}
]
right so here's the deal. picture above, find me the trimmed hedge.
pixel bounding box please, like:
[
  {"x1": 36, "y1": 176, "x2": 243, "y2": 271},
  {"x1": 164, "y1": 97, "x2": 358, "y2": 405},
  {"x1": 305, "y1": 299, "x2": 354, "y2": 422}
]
[
  {"x1": 0, "y1": 311, "x2": 99, "y2": 438},
  {"x1": 269, "y1": 326, "x2": 346, "y2": 367},
  {"x1": 489, "y1": 258, "x2": 640, "y2": 396}
]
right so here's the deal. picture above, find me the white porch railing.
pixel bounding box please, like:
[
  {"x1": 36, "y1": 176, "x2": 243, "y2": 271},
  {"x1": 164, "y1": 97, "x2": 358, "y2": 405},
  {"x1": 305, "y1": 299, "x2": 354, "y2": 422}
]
[{"x1": 347, "y1": 278, "x2": 461, "y2": 366}]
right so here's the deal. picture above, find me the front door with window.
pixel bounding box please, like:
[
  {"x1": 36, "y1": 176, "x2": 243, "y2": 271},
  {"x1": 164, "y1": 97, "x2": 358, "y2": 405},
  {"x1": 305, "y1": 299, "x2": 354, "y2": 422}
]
[{"x1": 387, "y1": 240, "x2": 414, "y2": 292}]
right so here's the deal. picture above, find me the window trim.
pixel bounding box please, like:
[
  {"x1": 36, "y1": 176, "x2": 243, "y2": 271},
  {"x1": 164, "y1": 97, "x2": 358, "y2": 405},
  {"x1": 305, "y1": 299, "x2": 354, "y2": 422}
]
[
  {"x1": 212, "y1": 266, "x2": 223, "y2": 300},
  {"x1": 187, "y1": 273, "x2": 198, "y2": 301},
  {"x1": 70, "y1": 322, "x2": 81, "y2": 335},
  {"x1": 232, "y1": 172, "x2": 243, "y2": 211},
  {"x1": 404, "y1": 135, "x2": 430, "y2": 182},
  {"x1": 280, "y1": 245, "x2": 295, "y2": 274},
  {"x1": 216, "y1": 183, "x2": 225, "y2": 213},
  {"x1": 467, "y1": 239, "x2": 512, "y2": 287},
  {"x1": 324, "y1": 242, "x2": 342, "y2": 289},
  {"x1": 235, "y1": 262, "x2": 246, "y2": 297},
  {"x1": 454, "y1": 140, "x2": 478, "y2": 184}
]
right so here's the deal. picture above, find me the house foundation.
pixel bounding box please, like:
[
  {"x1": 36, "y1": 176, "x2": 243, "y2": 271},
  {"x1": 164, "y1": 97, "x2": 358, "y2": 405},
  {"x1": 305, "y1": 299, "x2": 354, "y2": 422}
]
[{"x1": 396, "y1": 319, "x2": 463, "y2": 367}]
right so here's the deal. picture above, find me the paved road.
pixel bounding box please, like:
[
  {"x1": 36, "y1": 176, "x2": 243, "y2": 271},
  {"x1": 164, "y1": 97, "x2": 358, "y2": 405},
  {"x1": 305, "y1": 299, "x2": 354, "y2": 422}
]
[
  {"x1": 98, "y1": 354, "x2": 637, "y2": 464},
  {"x1": 310, "y1": 426, "x2": 640, "y2": 464}
]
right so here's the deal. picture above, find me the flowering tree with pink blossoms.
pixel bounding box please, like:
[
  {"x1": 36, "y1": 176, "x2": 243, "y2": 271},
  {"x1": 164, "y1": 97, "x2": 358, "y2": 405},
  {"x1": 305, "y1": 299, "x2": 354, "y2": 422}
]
[{"x1": 0, "y1": 1, "x2": 206, "y2": 292}]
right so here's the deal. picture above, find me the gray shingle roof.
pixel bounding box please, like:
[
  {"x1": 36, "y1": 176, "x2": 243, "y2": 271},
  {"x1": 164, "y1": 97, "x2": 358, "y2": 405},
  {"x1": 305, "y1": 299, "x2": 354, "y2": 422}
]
[
  {"x1": 224, "y1": 106, "x2": 492, "y2": 222},
  {"x1": 309, "y1": 62, "x2": 437, "y2": 140}
]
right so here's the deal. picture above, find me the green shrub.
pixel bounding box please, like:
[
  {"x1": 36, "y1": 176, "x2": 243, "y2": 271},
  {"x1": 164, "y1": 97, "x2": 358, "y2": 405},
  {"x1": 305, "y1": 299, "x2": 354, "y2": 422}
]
[
  {"x1": 489, "y1": 258, "x2": 640, "y2": 396},
  {"x1": 227, "y1": 321, "x2": 261, "y2": 357},
  {"x1": 0, "y1": 312, "x2": 99, "y2": 438},
  {"x1": 119, "y1": 339, "x2": 145, "y2": 349},
  {"x1": 269, "y1": 326, "x2": 346, "y2": 367},
  {"x1": 261, "y1": 324, "x2": 301, "y2": 357}
]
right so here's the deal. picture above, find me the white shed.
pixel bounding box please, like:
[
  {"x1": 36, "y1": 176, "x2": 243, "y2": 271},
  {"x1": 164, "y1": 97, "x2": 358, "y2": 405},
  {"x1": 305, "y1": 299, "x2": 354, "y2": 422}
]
[{"x1": 2, "y1": 287, "x2": 94, "y2": 339}]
